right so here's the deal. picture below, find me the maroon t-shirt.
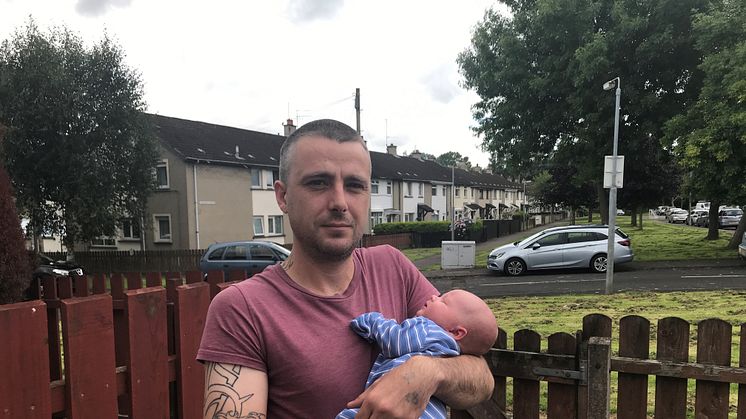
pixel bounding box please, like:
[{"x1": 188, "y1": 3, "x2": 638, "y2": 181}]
[{"x1": 197, "y1": 245, "x2": 438, "y2": 418}]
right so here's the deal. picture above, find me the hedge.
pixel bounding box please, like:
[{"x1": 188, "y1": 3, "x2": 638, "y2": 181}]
[{"x1": 373, "y1": 221, "x2": 450, "y2": 235}]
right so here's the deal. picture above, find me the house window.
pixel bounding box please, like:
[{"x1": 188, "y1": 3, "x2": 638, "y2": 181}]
[
  {"x1": 405, "y1": 213, "x2": 415, "y2": 222},
  {"x1": 156, "y1": 160, "x2": 169, "y2": 189},
  {"x1": 406, "y1": 182, "x2": 412, "y2": 197},
  {"x1": 268, "y1": 215, "x2": 283, "y2": 235},
  {"x1": 417, "y1": 183, "x2": 423, "y2": 197},
  {"x1": 253, "y1": 216, "x2": 264, "y2": 236},
  {"x1": 265, "y1": 170, "x2": 278, "y2": 189},
  {"x1": 471, "y1": 188, "x2": 474, "y2": 198},
  {"x1": 371, "y1": 180, "x2": 379, "y2": 194},
  {"x1": 91, "y1": 236, "x2": 116, "y2": 247},
  {"x1": 386, "y1": 181, "x2": 392, "y2": 195},
  {"x1": 479, "y1": 189, "x2": 484, "y2": 199},
  {"x1": 455, "y1": 187, "x2": 460, "y2": 197},
  {"x1": 432, "y1": 185, "x2": 437, "y2": 196},
  {"x1": 153, "y1": 214, "x2": 172, "y2": 243},
  {"x1": 121, "y1": 218, "x2": 141, "y2": 239},
  {"x1": 251, "y1": 169, "x2": 261, "y2": 188},
  {"x1": 370, "y1": 211, "x2": 383, "y2": 227}
]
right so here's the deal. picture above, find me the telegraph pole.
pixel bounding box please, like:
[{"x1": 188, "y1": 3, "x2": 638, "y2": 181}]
[{"x1": 355, "y1": 88, "x2": 361, "y2": 135}]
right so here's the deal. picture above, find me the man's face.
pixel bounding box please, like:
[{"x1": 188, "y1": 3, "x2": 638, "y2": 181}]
[{"x1": 275, "y1": 135, "x2": 371, "y2": 261}]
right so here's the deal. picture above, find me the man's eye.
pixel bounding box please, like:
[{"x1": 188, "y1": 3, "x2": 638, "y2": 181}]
[
  {"x1": 347, "y1": 182, "x2": 367, "y2": 190},
  {"x1": 307, "y1": 179, "x2": 328, "y2": 187}
]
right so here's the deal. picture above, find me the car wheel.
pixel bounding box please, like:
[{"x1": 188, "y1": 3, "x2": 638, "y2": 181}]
[
  {"x1": 591, "y1": 254, "x2": 608, "y2": 273},
  {"x1": 504, "y1": 258, "x2": 526, "y2": 276}
]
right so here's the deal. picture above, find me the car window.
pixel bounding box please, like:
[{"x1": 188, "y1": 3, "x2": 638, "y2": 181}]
[
  {"x1": 725, "y1": 209, "x2": 742, "y2": 216},
  {"x1": 250, "y1": 244, "x2": 278, "y2": 261},
  {"x1": 223, "y1": 245, "x2": 249, "y2": 260},
  {"x1": 536, "y1": 233, "x2": 567, "y2": 246},
  {"x1": 594, "y1": 232, "x2": 608, "y2": 241},
  {"x1": 567, "y1": 232, "x2": 594, "y2": 243},
  {"x1": 207, "y1": 247, "x2": 226, "y2": 260}
]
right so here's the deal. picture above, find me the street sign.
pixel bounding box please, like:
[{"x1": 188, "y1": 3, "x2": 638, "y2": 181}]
[{"x1": 603, "y1": 156, "x2": 624, "y2": 188}]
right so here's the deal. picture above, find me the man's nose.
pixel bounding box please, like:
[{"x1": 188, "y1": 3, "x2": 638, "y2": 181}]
[{"x1": 328, "y1": 182, "x2": 348, "y2": 212}]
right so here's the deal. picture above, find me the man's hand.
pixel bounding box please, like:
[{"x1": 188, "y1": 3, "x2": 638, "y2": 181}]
[{"x1": 346, "y1": 356, "x2": 438, "y2": 418}]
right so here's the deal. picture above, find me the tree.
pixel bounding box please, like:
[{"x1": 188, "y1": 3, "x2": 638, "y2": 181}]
[
  {"x1": 0, "y1": 20, "x2": 159, "y2": 250},
  {"x1": 0, "y1": 126, "x2": 31, "y2": 304},
  {"x1": 436, "y1": 151, "x2": 472, "y2": 169},
  {"x1": 664, "y1": 0, "x2": 746, "y2": 245},
  {"x1": 458, "y1": 0, "x2": 713, "y2": 225}
]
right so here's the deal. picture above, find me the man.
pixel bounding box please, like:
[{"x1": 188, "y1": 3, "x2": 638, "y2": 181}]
[{"x1": 198, "y1": 119, "x2": 494, "y2": 418}]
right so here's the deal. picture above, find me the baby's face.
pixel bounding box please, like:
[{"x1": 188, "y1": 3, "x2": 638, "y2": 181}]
[{"x1": 416, "y1": 291, "x2": 469, "y2": 331}]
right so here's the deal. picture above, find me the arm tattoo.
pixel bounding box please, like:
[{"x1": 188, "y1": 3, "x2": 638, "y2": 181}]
[{"x1": 204, "y1": 363, "x2": 266, "y2": 419}]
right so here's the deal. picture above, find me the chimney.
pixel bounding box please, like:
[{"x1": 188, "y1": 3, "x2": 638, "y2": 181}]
[
  {"x1": 410, "y1": 149, "x2": 423, "y2": 160},
  {"x1": 284, "y1": 119, "x2": 296, "y2": 137},
  {"x1": 235, "y1": 145, "x2": 240, "y2": 158},
  {"x1": 386, "y1": 143, "x2": 397, "y2": 156}
]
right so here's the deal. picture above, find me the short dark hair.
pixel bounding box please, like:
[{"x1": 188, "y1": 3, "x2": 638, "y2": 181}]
[{"x1": 279, "y1": 119, "x2": 367, "y2": 183}]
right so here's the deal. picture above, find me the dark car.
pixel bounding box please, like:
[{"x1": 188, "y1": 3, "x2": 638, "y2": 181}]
[
  {"x1": 199, "y1": 240, "x2": 290, "y2": 277},
  {"x1": 26, "y1": 254, "x2": 85, "y2": 299}
]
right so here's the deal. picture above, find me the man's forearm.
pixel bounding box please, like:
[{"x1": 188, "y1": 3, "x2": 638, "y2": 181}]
[{"x1": 428, "y1": 354, "x2": 494, "y2": 408}]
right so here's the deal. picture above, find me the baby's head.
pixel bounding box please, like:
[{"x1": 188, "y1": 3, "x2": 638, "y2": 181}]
[{"x1": 416, "y1": 290, "x2": 498, "y2": 355}]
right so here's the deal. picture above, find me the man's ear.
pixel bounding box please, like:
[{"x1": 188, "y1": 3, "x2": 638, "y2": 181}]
[
  {"x1": 274, "y1": 180, "x2": 288, "y2": 213},
  {"x1": 450, "y1": 326, "x2": 468, "y2": 341}
]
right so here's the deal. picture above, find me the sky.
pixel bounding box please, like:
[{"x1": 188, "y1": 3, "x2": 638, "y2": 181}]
[{"x1": 1, "y1": 0, "x2": 507, "y2": 168}]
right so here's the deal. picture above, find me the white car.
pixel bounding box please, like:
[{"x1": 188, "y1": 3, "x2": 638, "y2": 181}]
[
  {"x1": 487, "y1": 225, "x2": 634, "y2": 276},
  {"x1": 668, "y1": 209, "x2": 689, "y2": 223}
]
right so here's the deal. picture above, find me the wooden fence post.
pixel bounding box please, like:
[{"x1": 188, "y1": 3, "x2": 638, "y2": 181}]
[
  {"x1": 125, "y1": 287, "x2": 169, "y2": 419},
  {"x1": 580, "y1": 314, "x2": 612, "y2": 419},
  {"x1": 694, "y1": 318, "x2": 732, "y2": 419},
  {"x1": 617, "y1": 315, "x2": 650, "y2": 419},
  {"x1": 654, "y1": 317, "x2": 689, "y2": 419},
  {"x1": 173, "y1": 282, "x2": 211, "y2": 419},
  {"x1": 60, "y1": 294, "x2": 118, "y2": 418},
  {"x1": 739, "y1": 323, "x2": 745, "y2": 419},
  {"x1": 587, "y1": 336, "x2": 611, "y2": 419},
  {"x1": 0, "y1": 300, "x2": 51, "y2": 418},
  {"x1": 514, "y1": 329, "x2": 541, "y2": 419},
  {"x1": 547, "y1": 332, "x2": 578, "y2": 419}
]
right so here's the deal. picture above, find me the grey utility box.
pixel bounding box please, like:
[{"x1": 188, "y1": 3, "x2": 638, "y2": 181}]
[{"x1": 441, "y1": 241, "x2": 476, "y2": 269}]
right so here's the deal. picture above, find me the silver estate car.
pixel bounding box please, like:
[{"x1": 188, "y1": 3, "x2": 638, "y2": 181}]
[{"x1": 488, "y1": 225, "x2": 634, "y2": 276}]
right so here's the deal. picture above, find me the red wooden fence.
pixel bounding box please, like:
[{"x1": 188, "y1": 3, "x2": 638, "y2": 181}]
[{"x1": 1, "y1": 273, "x2": 745, "y2": 418}]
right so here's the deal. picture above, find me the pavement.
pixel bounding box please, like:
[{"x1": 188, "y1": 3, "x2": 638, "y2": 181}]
[{"x1": 414, "y1": 221, "x2": 745, "y2": 280}]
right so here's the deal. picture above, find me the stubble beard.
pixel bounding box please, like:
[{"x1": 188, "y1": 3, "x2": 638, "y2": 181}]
[{"x1": 292, "y1": 216, "x2": 361, "y2": 263}]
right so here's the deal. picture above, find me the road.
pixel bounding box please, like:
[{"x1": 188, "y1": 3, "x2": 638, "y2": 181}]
[{"x1": 428, "y1": 263, "x2": 746, "y2": 297}]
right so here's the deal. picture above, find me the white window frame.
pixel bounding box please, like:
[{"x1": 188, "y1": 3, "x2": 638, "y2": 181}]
[
  {"x1": 91, "y1": 236, "x2": 117, "y2": 248},
  {"x1": 156, "y1": 160, "x2": 170, "y2": 189},
  {"x1": 405, "y1": 213, "x2": 415, "y2": 222},
  {"x1": 432, "y1": 185, "x2": 437, "y2": 196},
  {"x1": 253, "y1": 216, "x2": 264, "y2": 236},
  {"x1": 121, "y1": 218, "x2": 141, "y2": 240},
  {"x1": 371, "y1": 180, "x2": 379, "y2": 194},
  {"x1": 370, "y1": 211, "x2": 383, "y2": 227},
  {"x1": 153, "y1": 214, "x2": 172, "y2": 243},
  {"x1": 406, "y1": 182, "x2": 412, "y2": 197},
  {"x1": 418, "y1": 183, "x2": 423, "y2": 197},
  {"x1": 250, "y1": 168, "x2": 262, "y2": 189},
  {"x1": 386, "y1": 181, "x2": 392, "y2": 195},
  {"x1": 268, "y1": 215, "x2": 284, "y2": 235}
]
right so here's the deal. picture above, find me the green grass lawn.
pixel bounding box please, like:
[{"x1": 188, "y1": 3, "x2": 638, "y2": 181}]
[
  {"x1": 402, "y1": 216, "x2": 739, "y2": 269},
  {"x1": 486, "y1": 290, "x2": 745, "y2": 417}
]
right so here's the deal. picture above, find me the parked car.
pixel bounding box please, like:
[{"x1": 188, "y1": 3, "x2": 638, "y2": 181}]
[
  {"x1": 616, "y1": 209, "x2": 625, "y2": 216},
  {"x1": 695, "y1": 211, "x2": 711, "y2": 227},
  {"x1": 717, "y1": 208, "x2": 743, "y2": 229},
  {"x1": 739, "y1": 232, "x2": 746, "y2": 260},
  {"x1": 487, "y1": 225, "x2": 634, "y2": 276},
  {"x1": 199, "y1": 240, "x2": 290, "y2": 277},
  {"x1": 688, "y1": 210, "x2": 708, "y2": 226},
  {"x1": 667, "y1": 209, "x2": 689, "y2": 224}
]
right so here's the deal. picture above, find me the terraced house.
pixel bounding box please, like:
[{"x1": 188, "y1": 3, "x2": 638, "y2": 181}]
[{"x1": 101, "y1": 114, "x2": 528, "y2": 251}]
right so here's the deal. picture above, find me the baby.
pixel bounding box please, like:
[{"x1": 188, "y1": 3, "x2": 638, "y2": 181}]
[{"x1": 337, "y1": 289, "x2": 498, "y2": 419}]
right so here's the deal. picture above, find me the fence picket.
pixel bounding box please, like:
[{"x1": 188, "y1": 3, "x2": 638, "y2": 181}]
[
  {"x1": 514, "y1": 329, "x2": 541, "y2": 419},
  {"x1": 125, "y1": 272, "x2": 142, "y2": 290},
  {"x1": 125, "y1": 287, "x2": 169, "y2": 419},
  {"x1": 547, "y1": 332, "x2": 577, "y2": 419},
  {"x1": 738, "y1": 323, "x2": 745, "y2": 419},
  {"x1": 580, "y1": 314, "x2": 612, "y2": 418},
  {"x1": 173, "y1": 282, "x2": 210, "y2": 419},
  {"x1": 73, "y1": 274, "x2": 89, "y2": 297},
  {"x1": 694, "y1": 318, "x2": 732, "y2": 419},
  {"x1": 618, "y1": 315, "x2": 650, "y2": 419},
  {"x1": 0, "y1": 300, "x2": 51, "y2": 418},
  {"x1": 654, "y1": 317, "x2": 690, "y2": 419},
  {"x1": 60, "y1": 295, "x2": 118, "y2": 418}
]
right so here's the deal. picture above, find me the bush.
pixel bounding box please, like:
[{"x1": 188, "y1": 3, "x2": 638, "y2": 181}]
[
  {"x1": 0, "y1": 164, "x2": 31, "y2": 304},
  {"x1": 373, "y1": 221, "x2": 450, "y2": 235}
]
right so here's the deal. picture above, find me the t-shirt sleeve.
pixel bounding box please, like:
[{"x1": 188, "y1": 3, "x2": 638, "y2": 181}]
[
  {"x1": 389, "y1": 246, "x2": 439, "y2": 318},
  {"x1": 196, "y1": 285, "x2": 267, "y2": 372}
]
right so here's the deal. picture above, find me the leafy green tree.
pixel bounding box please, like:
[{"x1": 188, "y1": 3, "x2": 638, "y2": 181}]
[
  {"x1": 458, "y1": 0, "x2": 712, "y2": 225},
  {"x1": 0, "y1": 126, "x2": 31, "y2": 304},
  {"x1": 664, "y1": 0, "x2": 746, "y2": 245},
  {"x1": 0, "y1": 20, "x2": 158, "y2": 250},
  {"x1": 436, "y1": 151, "x2": 472, "y2": 169}
]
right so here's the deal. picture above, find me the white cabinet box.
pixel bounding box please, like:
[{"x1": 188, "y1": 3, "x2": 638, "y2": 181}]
[{"x1": 441, "y1": 241, "x2": 476, "y2": 269}]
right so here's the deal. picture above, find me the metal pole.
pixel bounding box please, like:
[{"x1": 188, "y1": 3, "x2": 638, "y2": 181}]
[
  {"x1": 606, "y1": 80, "x2": 621, "y2": 294},
  {"x1": 451, "y1": 166, "x2": 455, "y2": 241}
]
